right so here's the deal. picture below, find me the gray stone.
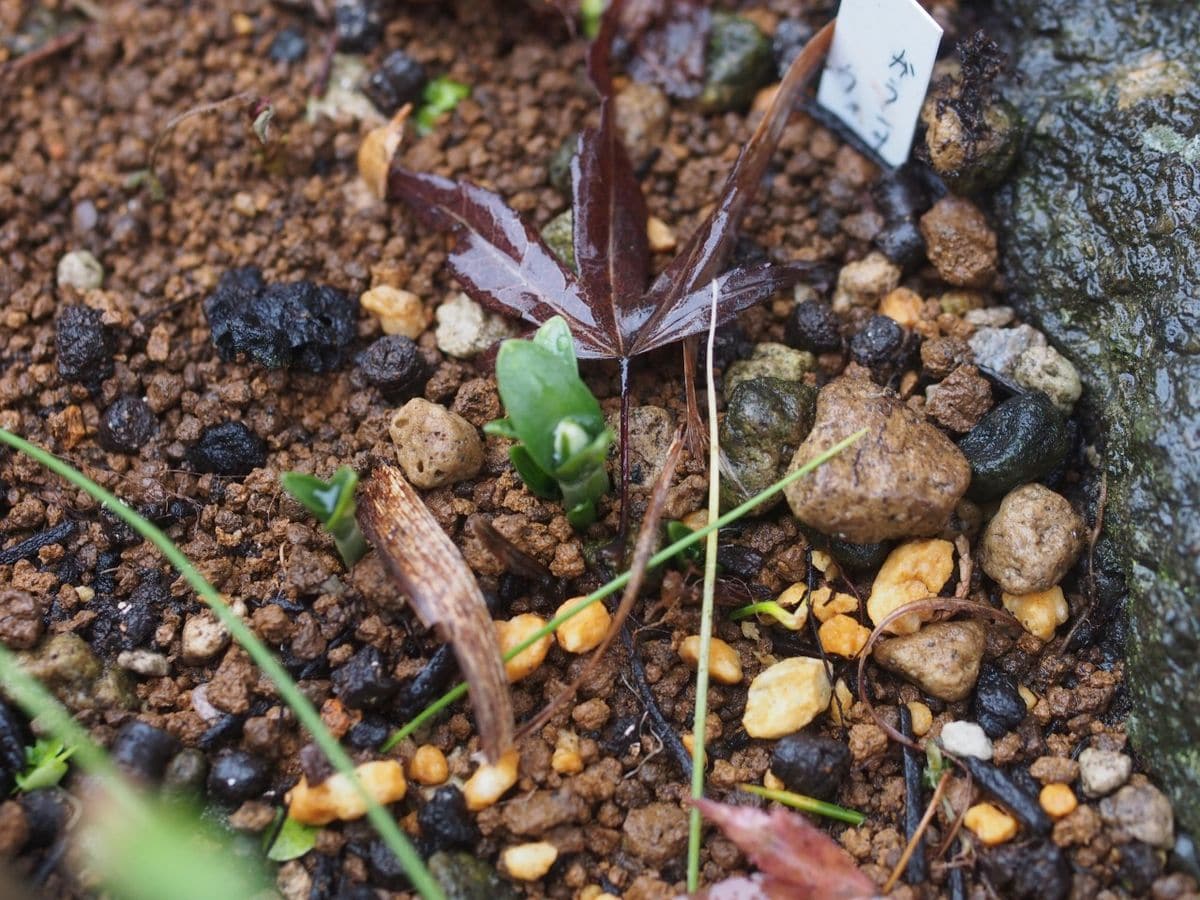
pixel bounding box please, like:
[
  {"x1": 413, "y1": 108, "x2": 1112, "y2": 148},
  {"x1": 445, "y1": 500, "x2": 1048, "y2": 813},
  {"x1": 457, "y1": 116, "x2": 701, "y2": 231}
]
[
  {"x1": 967, "y1": 324, "x2": 1045, "y2": 379},
  {"x1": 719, "y1": 377, "x2": 816, "y2": 513},
  {"x1": 991, "y1": 0, "x2": 1200, "y2": 832},
  {"x1": 724, "y1": 342, "x2": 815, "y2": 399},
  {"x1": 979, "y1": 484, "x2": 1085, "y2": 594},
  {"x1": 1100, "y1": 781, "x2": 1175, "y2": 849},
  {"x1": 1013, "y1": 345, "x2": 1082, "y2": 412},
  {"x1": 116, "y1": 649, "x2": 170, "y2": 678},
  {"x1": 1078, "y1": 748, "x2": 1132, "y2": 799},
  {"x1": 56, "y1": 250, "x2": 104, "y2": 291},
  {"x1": 540, "y1": 208, "x2": 575, "y2": 271},
  {"x1": 434, "y1": 292, "x2": 515, "y2": 359}
]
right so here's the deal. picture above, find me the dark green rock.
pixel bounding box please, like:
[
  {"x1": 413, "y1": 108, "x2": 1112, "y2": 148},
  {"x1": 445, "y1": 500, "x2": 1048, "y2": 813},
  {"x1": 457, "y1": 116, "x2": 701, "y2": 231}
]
[
  {"x1": 700, "y1": 13, "x2": 773, "y2": 113},
  {"x1": 988, "y1": 0, "x2": 1200, "y2": 832},
  {"x1": 428, "y1": 851, "x2": 519, "y2": 900},
  {"x1": 957, "y1": 391, "x2": 1069, "y2": 501},
  {"x1": 719, "y1": 377, "x2": 816, "y2": 512},
  {"x1": 540, "y1": 208, "x2": 575, "y2": 271},
  {"x1": 800, "y1": 528, "x2": 891, "y2": 573}
]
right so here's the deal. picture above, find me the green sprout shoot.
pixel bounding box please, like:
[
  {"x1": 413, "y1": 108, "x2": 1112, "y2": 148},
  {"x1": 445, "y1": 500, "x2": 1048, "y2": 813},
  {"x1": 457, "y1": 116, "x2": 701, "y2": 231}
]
[
  {"x1": 14, "y1": 738, "x2": 74, "y2": 792},
  {"x1": 280, "y1": 466, "x2": 366, "y2": 567},
  {"x1": 730, "y1": 599, "x2": 807, "y2": 630},
  {"x1": 266, "y1": 813, "x2": 320, "y2": 862},
  {"x1": 484, "y1": 317, "x2": 614, "y2": 529},
  {"x1": 738, "y1": 783, "x2": 866, "y2": 826},
  {"x1": 416, "y1": 76, "x2": 471, "y2": 134},
  {"x1": 581, "y1": 0, "x2": 606, "y2": 37}
]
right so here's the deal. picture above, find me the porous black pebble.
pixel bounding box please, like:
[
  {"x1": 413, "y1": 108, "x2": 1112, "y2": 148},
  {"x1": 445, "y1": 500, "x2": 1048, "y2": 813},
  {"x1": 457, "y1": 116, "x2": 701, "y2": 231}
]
[
  {"x1": 0, "y1": 699, "x2": 29, "y2": 793},
  {"x1": 267, "y1": 26, "x2": 307, "y2": 64},
  {"x1": 959, "y1": 755, "x2": 1052, "y2": 835},
  {"x1": 981, "y1": 841, "x2": 1071, "y2": 900},
  {"x1": 98, "y1": 396, "x2": 157, "y2": 454},
  {"x1": 874, "y1": 218, "x2": 926, "y2": 270},
  {"x1": 55, "y1": 305, "x2": 113, "y2": 386},
  {"x1": 958, "y1": 391, "x2": 1071, "y2": 501},
  {"x1": 187, "y1": 421, "x2": 266, "y2": 477},
  {"x1": 715, "y1": 544, "x2": 766, "y2": 582},
  {"x1": 207, "y1": 749, "x2": 269, "y2": 805},
  {"x1": 364, "y1": 49, "x2": 427, "y2": 115},
  {"x1": 770, "y1": 731, "x2": 851, "y2": 801},
  {"x1": 111, "y1": 720, "x2": 180, "y2": 782},
  {"x1": 355, "y1": 335, "x2": 428, "y2": 399},
  {"x1": 332, "y1": 645, "x2": 399, "y2": 710},
  {"x1": 871, "y1": 167, "x2": 930, "y2": 221},
  {"x1": 204, "y1": 266, "x2": 355, "y2": 373},
  {"x1": 1118, "y1": 841, "x2": 1163, "y2": 895},
  {"x1": 418, "y1": 786, "x2": 480, "y2": 852},
  {"x1": 850, "y1": 314, "x2": 908, "y2": 374},
  {"x1": 19, "y1": 788, "x2": 69, "y2": 849},
  {"x1": 972, "y1": 664, "x2": 1027, "y2": 738},
  {"x1": 346, "y1": 716, "x2": 391, "y2": 751},
  {"x1": 785, "y1": 300, "x2": 842, "y2": 354},
  {"x1": 334, "y1": 0, "x2": 382, "y2": 52},
  {"x1": 368, "y1": 840, "x2": 413, "y2": 890}
]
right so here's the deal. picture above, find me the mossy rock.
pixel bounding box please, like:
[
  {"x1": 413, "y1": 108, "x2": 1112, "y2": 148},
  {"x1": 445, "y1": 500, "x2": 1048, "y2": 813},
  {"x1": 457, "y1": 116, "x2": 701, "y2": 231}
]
[{"x1": 989, "y1": 0, "x2": 1200, "y2": 833}]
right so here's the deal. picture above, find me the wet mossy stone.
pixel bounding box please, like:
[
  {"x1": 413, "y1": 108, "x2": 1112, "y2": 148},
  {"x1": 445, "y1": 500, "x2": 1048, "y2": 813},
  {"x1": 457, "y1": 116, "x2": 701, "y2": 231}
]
[
  {"x1": 957, "y1": 391, "x2": 1068, "y2": 502},
  {"x1": 719, "y1": 377, "x2": 817, "y2": 512},
  {"x1": 204, "y1": 266, "x2": 356, "y2": 373},
  {"x1": 700, "y1": 13, "x2": 773, "y2": 113},
  {"x1": 428, "y1": 851, "x2": 519, "y2": 900},
  {"x1": 990, "y1": 0, "x2": 1200, "y2": 832},
  {"x1": 540, "y1": 208, "x2": 575, "y2": 272}
]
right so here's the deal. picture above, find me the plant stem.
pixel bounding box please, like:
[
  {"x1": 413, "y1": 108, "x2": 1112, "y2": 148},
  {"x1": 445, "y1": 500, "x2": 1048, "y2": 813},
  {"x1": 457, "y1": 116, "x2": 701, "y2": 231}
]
[
  {"x1": 687, "y1": 280, "x2": 723, "y2": 892},
  {"x1": 738, "y1": 783, "x2": 866, "y2": 826},
  {"x1": 382, "y1": 426, "x2": 868, "y2": 752},
  {"x1": 0, "y1": 428, "x2": 446, "y2": 900}
]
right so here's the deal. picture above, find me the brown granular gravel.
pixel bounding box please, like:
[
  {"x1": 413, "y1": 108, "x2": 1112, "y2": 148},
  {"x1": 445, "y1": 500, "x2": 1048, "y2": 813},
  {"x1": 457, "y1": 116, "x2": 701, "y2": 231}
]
[{"x1": 0, "y1": 2, "x2": 1194, "y2": 900}]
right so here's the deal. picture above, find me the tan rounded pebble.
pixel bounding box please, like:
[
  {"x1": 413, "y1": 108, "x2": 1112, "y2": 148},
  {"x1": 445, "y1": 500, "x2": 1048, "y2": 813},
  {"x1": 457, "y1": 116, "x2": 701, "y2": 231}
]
[
  {"x1": 1002, "y1": 586, "x2": 1069, "y2": 641},
  {"x1": 867, "y1": 539, "x2": 955, "y2": 635},
  {"x1": 833, "y1": 251, "x2": 901, "y2": 310},
  {"x1": 181, "y1": 611, "x2": 231, "y2": 664},
  {"x1": 763, "y1": 770, "x2": 786, "y2": 792},
  {"x1": 408, "y1": 745, "x2": 449, "y2": 786},
  {"x1": 681, "y1": 733, "x2": 707, "y2": 767},
  {"x1": 1030, "y1": 755, "x2": 1080, "y2": 785},
  {"x1": 75, "y1": 585, "x2": 96, "y2": 603},
  {"x1": 818, "y1": 614, "x2": 871, "y2": 658},
  {"x1": 810, "y1": 550, "x2": 840, "y2": 580},
  {"x1": 553, "y1": 597, "x2": 611, "y2": 654},
  {"x1": 964, "y1": 802, "x2": 1019, "y2": 846},
  {"x1": 463, "y1": 748, "x2": 521, "y2": 811},
  {"x1": 743, "y1": 657, "x2": 831, "y2": 739},
  {"x1": 435, "y1": 291, "x2": 515, "y2": 358},
  {"x1": 829, "y1": 677, "x2": 855, "y2": 726},
  {"x1": 551, "y1": 731, "x2": 584, "y2": 775},
  {"x1": 360, "y1": 285, "x2": 425, "y2": 339},
  {"x1": 1040, "y1": 783, "x2": 1078, "y2": 819},
  {"x1": 501, "y1": 841, "x2": 558, "y2": 881},
  {"x1": 919, "y1": 196, "x2": 998, "y2": 289},
  {"x1": 646, "y1": 216, "x2": 676, "y2": 253},
  {"x1": 873, "y1": 620, "x2": 986, "y2": 702},
  {"x1": 679, "y1": 636, "x2": 743, "y2": 685},
  {"x1": 286, "y1": 760, "x2": 407, "y2": 826},
  {"x1": 1018, "y1": 685, "x2": 1038, "y2": 711},
  {"x1": 775, "y1": 583, "x2": 812, "y2": 628},
  {"x1": 879, "y1": 287, "x2": 924, "y2": 327},
  {"x1": 681, "y1": 509, "x2": 709, "y2": 531},
  {"x1": 389, "y1": 398, "x2": 484, "y2": 488},
  {"x1": 579, "y1": 887, "x2": 619, "y2": 900},
  {"x1": 495, "y1": 614, "x2": 551, "y2": 682},
  {"x1": 810, "y1": 586, "x2": 858, "y2": 623},
  {"x1": 906, "y1": 701, "x2": 933, "y2": 737},
  {"x1": 357, "y1": 110, "x2": 408, "y2": 199},
  {"x1": 980, "y1": 484, "x2": 1085, "y2": 594}
]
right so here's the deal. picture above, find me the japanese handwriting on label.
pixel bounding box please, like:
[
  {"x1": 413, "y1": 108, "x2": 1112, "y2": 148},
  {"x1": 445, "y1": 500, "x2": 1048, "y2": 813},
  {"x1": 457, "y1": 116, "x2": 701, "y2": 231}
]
[{"x1": 816, "y1": 0, "x2": 943, "y2": 167}]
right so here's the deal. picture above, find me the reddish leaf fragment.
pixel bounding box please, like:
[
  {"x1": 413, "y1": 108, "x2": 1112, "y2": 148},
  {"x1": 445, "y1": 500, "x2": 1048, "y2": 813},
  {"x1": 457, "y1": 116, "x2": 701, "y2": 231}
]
[
  {"x1": 694, "y1": 798, "x2": 877, "y2": 900},
  {"x1": 357, "y1": 466, "x2": 514, "y2": 761}
]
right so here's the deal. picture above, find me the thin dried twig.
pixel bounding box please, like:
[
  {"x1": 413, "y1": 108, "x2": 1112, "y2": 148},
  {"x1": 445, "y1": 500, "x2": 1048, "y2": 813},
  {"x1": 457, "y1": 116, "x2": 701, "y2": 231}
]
[
  {"x1": 1062, "y1": 471, "x2": 1107, "y2": 649},
  {"x1": 358, "y1": 466, "x2": 513, "y2": 761},
  {"x1": 884, "y1": 770, "x2": 951, "y2": 894},
  {"x1": 0, "y1": 27, "x2": 85, "y2": 83},
  {"x1": 515, "y1": 430, "x2": 685, "y2": 741}
]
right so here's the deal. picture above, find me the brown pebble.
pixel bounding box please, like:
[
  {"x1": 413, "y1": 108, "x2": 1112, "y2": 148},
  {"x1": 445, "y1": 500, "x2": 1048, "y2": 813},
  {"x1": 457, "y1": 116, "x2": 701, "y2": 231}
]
[{"x1": 919, "y1": 196, "x2": 998, "y2": 288}]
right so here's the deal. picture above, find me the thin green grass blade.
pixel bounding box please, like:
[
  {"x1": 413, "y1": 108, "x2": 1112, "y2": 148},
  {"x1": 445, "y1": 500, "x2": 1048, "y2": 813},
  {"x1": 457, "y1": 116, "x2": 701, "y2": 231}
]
[
  {"x1": 738, "y1": 783, "x2": 866, "y2": 826},
  {"x1": 0, "y1": 427, "x2": 445, "y2": 900},
  {"x1": 383, "y1": 428, "x2": 868, "y2": 752}
]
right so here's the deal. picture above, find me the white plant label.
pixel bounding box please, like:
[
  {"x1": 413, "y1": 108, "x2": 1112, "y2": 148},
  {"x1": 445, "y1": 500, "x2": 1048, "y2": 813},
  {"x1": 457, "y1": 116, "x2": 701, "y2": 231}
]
[{"x1": 816, "y1": 0, "x2": 943, "y2": 167}]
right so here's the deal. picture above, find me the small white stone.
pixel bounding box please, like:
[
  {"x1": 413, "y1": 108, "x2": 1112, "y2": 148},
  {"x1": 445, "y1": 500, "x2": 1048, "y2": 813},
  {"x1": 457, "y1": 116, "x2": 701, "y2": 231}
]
[
  {"x1": 57, "y1": 250, "x2": 104, "y2": 291},
  {"x1": 434, "y1": 292, "x2": 515, "y2": 358},
  {"x1": 116, "y1": 649, "x2": 170, "y2": 677},
  {"x1": 1078, "y1": 748, "x2": 1132, "y2": 798},
  {"x1": 181, "y1": 612, "x2": 230, "y2": 664},
  {"x1": 939, "y1": 720, "x2": 993, "y2": 761},
  {"x1": 1013, "y1": 344, "x2": 1082, "y2": 412},
  {"x1": 501, "y1": 841, "x2": 559, "y2": 881},
  {"x1": 963, "y1": 306, "x2": 1015, "y2": 328}
]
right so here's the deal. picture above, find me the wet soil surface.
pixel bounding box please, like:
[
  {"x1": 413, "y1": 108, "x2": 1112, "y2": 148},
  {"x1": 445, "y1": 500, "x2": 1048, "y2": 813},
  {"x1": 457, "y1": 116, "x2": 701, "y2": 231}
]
[{"x1": 1, "y1": 2, "x2": 1196, "y2": 899}]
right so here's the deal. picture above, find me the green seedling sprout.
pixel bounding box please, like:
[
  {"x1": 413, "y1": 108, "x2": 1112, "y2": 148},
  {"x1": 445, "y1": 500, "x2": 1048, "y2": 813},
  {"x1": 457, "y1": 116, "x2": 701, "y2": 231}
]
[
  {"x1": 580, "y1": 0, "x2": 606, "y2": 37},
  {"x1": 738, "y1": 783, "x2": 866, "y2": 826},
  {"x1": 729, "y1": 599, "x2": 807, "y2": 630},
  {"x1": 280, "y1": 465, "x2": 366, "y2": 567},
  {"x1": 415, "y1": 76, "x2": 471, "y2": 134},
  {"x1": 484, "y1": 316, "x2": 615, "y2": 529},
  {"x1": 382, "y1": 427, "x2": 868, "y2": 752},
  {"x1": 665, "y1": 520, "x2": 707, "y2": 567},
  {"x1": 266, "y1": 813, "x2": 320, "y2": 862},
  {"x1": 0, "y1": 427, "x2": 445, "y2": 900},
  {"x1": 14, "y1": 737, "x2": 74, "y2": 792}
]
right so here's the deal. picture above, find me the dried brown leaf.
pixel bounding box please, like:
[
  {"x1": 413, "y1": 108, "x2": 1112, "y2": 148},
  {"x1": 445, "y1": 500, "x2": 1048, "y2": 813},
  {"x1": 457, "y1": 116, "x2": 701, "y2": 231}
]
[
  {"x1": 357, "y1": 466, "x2": 513, "y2": 761},
  {"x1": 694, "y1": 798, "x2": 878, "y2": 900}
]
